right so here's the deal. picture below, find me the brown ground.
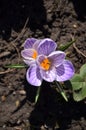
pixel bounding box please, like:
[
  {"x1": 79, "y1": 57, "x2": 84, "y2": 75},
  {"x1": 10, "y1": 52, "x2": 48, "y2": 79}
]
[{"x1": 0, "y1": 0, "x2": 86, "y2": 130}]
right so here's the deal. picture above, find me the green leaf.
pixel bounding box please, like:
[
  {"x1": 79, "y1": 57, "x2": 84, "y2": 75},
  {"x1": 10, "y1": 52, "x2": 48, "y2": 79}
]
[
  {"x1": 73, "y1": 91, "x2": 83, "y2": 102},
  {"x1": 4, "y1": 64, "x2": 27, "y2": 68},
  {"x1": 80, "y1": 64, "x2": 86, "y2": 80},
  {"x1": 82, "y1": 83, "x2": 86, "y2": 97},
  {"x1": 70, "y1": 64, "x2": 86, "y2": 101},
  {"x1": 73, "y1": 82, "x2": 86, "y2": 101},
  {"x1": 71, "y1": 74, "x2": 83, "y2": 90},
  {"x1": 71, "y1": 74, "x2": 83, "y2": 82},
  {"x1": 71, "y1": 82, "x2": 82, "y2": 91},
  {"x1": 58, "y1": 40, "x2": 76, "y2": 51}
]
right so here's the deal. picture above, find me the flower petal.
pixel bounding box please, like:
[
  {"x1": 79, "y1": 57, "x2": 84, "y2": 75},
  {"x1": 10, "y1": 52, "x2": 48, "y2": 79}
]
[
  {"x1": 21, "y1": 49, "x2": 36, "y2": 65},
  {"x1": 48, "y1": 51, "x2": 65, "y2": 66},
  {"x1": 40, "y1": 68, "x2": 56, "y2": 82},
  {"x1": 55, "y1": 60, "x2": 75, "y2": 81},
  {"x1": 24, "y1": 38, "x2": 37, "y2": 49},
  {"x1": 33, "y1": 39, "x2": 42, "y2": 50},
  {"x1": 37, "y1": 55, "x2": 51, "y2": 71},
  {"x1": 21, "y1": 49, "x2": 35, "y2": 59},
  {"x1": 37, "y1": 55, "x2": 46, "y2": 66},
  {"x1": 38, "y1": 38, "x2": 57, "y2": 56},
  {"x1": 23, "y1": 59, "x2": 35, "y2": 66},
  {"x1": 26, "y1": 65, "x2": 42, "y2": 86}
]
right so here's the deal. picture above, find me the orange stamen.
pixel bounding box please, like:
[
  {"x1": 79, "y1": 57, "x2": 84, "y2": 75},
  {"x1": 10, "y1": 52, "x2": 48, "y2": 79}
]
[
  {"x1": 40, "y1": 58, "x2": 51, "y2": 70},
  {"x1": 32, "y1": 50, "x2": 38, "y2": 59}
]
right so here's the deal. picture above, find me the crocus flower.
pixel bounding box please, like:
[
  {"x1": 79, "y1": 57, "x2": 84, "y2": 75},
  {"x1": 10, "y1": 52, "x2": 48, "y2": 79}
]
[
  {"x1": 21, "y1": 38, "x2": 39, "y2": 65},
  {"x1": 21, "y1": 38, "x2": 57, "y2": 65},
  {"x1": 25, "y1": 41, "x2": 75, "y2": 86}
]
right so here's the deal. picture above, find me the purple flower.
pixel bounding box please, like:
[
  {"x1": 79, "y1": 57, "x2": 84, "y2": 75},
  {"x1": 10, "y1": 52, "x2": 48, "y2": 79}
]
[
  {"x1": 23, "y1": 38, "x2": 75, "y2": 86},
  {"x1": 21, "y1": 38, "x2": 57, "y2": 65}
]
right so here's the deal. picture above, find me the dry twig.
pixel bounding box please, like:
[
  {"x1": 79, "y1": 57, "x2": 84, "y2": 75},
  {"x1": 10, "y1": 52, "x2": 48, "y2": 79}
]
[
  {"x1": 73, "y1": 43, "x2": 86, "y2": 58},
  {"x1": 0, "y1": 69, "x2": 14, "y2": 75},
  {"x1": 10, "y1": 18, "x2": 29, "y2": 63},
  {"x1": 0, "y1": 18, "x2": 29, "y2": 75},
  {"x1": 0, "y1": 51, "x2": 11, "y2": 58}
]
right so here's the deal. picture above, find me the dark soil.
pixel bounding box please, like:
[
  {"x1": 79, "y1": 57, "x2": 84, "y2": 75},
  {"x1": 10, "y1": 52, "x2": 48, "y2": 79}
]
[{"x1": 0, "y1": 0, "x2": 86, "y2": 130}]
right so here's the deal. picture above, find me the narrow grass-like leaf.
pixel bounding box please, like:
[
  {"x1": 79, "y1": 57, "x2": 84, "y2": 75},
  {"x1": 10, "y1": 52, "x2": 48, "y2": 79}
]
[
  {"x1": 4, "y1": 64, "x2": 27, "y2": 68},
  {"x1": 59, "y1": 40, "x2": 76, "y2": 51}
]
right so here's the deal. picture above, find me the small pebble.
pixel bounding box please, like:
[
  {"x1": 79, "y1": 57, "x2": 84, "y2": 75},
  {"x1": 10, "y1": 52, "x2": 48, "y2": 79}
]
[
  {"x1": 18, "y1": 90, "x2": 26, "y2": 95},
  {"x1": 15, "y1": 100, "x2": 20, "y2": 107},
  {"x1": 73, "y1": 24, "x2": 77, "y2": 28},
  {"x1": 1, "y1": 95, "x2": 6, "y2": 102}
]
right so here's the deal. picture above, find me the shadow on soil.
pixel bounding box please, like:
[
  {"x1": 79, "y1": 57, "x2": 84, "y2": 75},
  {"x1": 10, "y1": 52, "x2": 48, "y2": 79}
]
[
  {"x1": 69, "y1": 0, "x2": 86, "y2": 21},
  {"x1": 0, "y1": 0, "x2": 47, "y2": 39},
  {"x1": 11, "y1": 79, "x2": 86, "y2": 129},
  {"x1": 24, "y1": 81, "x2": 86, "y2": 130}
]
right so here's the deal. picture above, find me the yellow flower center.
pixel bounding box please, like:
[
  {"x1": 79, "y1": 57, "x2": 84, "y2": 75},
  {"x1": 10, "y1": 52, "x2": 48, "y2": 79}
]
[
  {"x1": 40, "y1": 58, "x2": 51, "y2": 70},
  {"x1": 32, "y1": 50, "x2": 38, "y2": 59}
]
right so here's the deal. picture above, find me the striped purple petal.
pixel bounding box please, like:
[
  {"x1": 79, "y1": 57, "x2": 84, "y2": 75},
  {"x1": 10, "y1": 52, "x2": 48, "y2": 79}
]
[
  {"x1": 26, "y1": 64, "x2": 42, "y2": 86},
  {"x1": 48, "y1": 51, "x2": 65, "y2": 67},
  {"x1": 21, "y1": 49, "x2": 35, "y2": 59},
  {"x1": 40, "y1": 68, "x2": 56, "y2": 82},
  {"x1": 55, "y1": 60, "x2": 75, "y2": 81},
  {"x1": 38, "y1": 38, "x2": 57, "y2": 56},
  {"x1": 21, "y1": 49, "x2": 36, "y2": 65},
  {"x1": 33, "y1": 39, "x2": 42, "y2": 50},
  {"x1": 24, "y1": 38, "x2": 37, "y2": 49},
  {"x1": 37, "y1": 55, "x2": 46, "y2": 68}
]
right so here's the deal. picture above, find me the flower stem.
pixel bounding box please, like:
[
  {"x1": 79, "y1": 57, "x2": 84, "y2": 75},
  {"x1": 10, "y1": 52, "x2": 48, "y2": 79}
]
[
  {"x1": 35, "y1": 86, "x2": 41, "y2": 103},
  {"x1": 55, "y1": 81, "x2": 68, "y2": 102}
]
